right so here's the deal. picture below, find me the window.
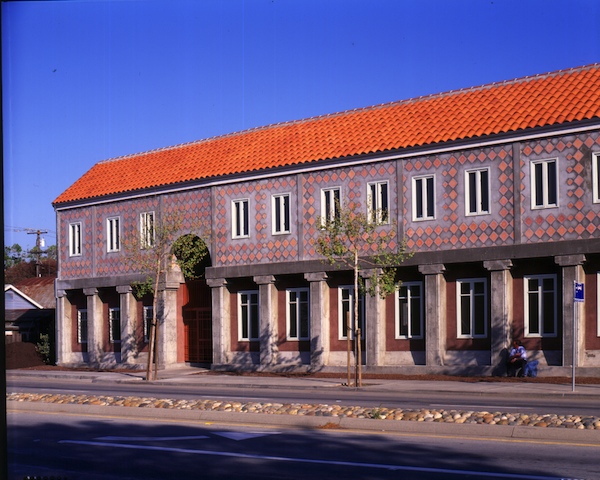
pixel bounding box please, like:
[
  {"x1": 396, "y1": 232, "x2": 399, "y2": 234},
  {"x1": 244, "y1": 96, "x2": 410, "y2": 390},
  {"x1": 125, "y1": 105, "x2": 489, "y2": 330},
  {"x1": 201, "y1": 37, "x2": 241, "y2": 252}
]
[
  {"x1": 321, "y1": 187, "x2": 341, "y2": 225},
  {"x1": 107, "y1": 217, "x2": 121, "y2": 252},
  {"x1": 69, "y1": 222, "x2": 82, "y2": 257},
  {"x1": 140, "y1": 212, "x2": 155, "y2": 248},
  {"x1": 287, "y1": 288, "x2": 309, "y2": 340},
  {"x1": 531, "y1": 159, "x2": 558, "y2": 208},
  {"x1": 525, "y1": 275, "x2": 557, "y2": 337},
  {"x1": 238, "y1": 291, "x2": 259, "y2": 341},
  {"x1": 457, "y1": 279, "x2": 487, "y2": 338},
  {"x1": 396, "y1": 282, "x2": 423, "y2": 339},
  {"x1": 593, "y1": 153, "x2": 600, "y2": 203},
  {"x1": 109, "y1": 308, "x2": 121, "y2": 344},
  {"x1": 367, "y1": 181, "x2": 389, "y2": 224},
  {"x1": 465, "y1": 168, "x2": 490, "y2": 215},
  {"x1": 272, "y1": 194, "x2": 291, "y2": 234},
  {"x1": 143, "y1": 306, "x2": 153, "y2": 343},
  {"x1": 412, "y1": 175, "x2": 435, "y2": 220},
  {"x1": 77, "y1": 309, "x2": 88, "y2": 344},
  {"x1": 232, "y1": 199, "x2": 249, "y2": 238},
  {"x1": 339, "y1": 286, "x2": 365, "y2": 340}
]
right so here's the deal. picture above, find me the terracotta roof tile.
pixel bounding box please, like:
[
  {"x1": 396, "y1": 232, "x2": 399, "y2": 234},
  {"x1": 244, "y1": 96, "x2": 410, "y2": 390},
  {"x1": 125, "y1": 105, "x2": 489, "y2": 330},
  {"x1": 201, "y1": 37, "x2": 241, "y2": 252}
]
[{"x1": 54, "y1": 64, "x2": 600, "y2": 205}]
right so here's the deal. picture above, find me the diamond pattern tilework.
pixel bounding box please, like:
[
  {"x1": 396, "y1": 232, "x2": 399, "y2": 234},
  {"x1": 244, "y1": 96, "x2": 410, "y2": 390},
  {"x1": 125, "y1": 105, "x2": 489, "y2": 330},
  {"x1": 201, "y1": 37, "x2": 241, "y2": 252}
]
[{"x1": 58, "y1": 207, "x2": 93, "y2": 279}]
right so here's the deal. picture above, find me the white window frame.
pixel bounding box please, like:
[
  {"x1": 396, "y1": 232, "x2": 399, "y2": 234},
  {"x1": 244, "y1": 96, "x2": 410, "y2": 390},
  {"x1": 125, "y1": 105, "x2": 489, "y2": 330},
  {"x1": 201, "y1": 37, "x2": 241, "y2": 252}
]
[
  {"x1": 69, "y1": 222, "x2": 82, "y2": 257},
  {"x1": 338, "y1": 285, "x2": 365, "y2": 340},
  {"x1": 77, "y1": 309, "x2": 88, "y2": 344},
  {"x1": 287, "y1": 288, "x2": 310, "y2": 340},
  {"x1": 238, "y1": 290, "x2": 259, "y2": 341},
  {"x1": 412, "y1": 175, "x2": 436, "y2": 221},
  {"x1": 524, "y1": 274, "x2": 557, "y2": 338},
  {"x1": 530, "y1": 158, "x2": 558, "y2": 209},
  {"x1": 456, "y1": 278, "x2": 488, "y2": 339},
  {"x1": 232, "y1": 199, "x2": 250, "y2": 239},
  {"x1": 106, "y1": 216, "x2": 121, "y2": 252},
  {"x1": 395, "y1": 282, "x2": 424, "y2": 339},
  {"x1": 321, "y1": 187, "x2": 341, "y2": 225},
  {"x1": 465, "y1": 168, "x2": 490, "y2": 216},
  {"x1": 108, "y1": 307, "x2": 121, "y2": 344},
  {"x1": 140, "y1": 211, "x2": 155, "y2": 248},
  {"x1": 592, "y1": 152, "x2": 600, "y2": 203},
  {"x1": 367, "y1": 181, "x2": 389, "y2": 224},
  {"x1": 272, "y1": 193, "x2": 291, "y2": 235},
  {"x1": 143, "y1": 305, "x2": 153, "y2": 343},
  {"x1": 597, "y1": 273, "x2": 600, "y2": 337}
]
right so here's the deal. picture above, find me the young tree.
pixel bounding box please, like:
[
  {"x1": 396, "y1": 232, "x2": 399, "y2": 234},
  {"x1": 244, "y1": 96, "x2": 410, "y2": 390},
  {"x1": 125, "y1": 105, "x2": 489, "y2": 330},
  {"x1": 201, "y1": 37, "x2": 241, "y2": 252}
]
[
  {"x1": 315, "y1": 200, "x2": 411, "y2": 385},
  {"x1": 126, "y1": 209, "x2": 209, "y2": 381}
]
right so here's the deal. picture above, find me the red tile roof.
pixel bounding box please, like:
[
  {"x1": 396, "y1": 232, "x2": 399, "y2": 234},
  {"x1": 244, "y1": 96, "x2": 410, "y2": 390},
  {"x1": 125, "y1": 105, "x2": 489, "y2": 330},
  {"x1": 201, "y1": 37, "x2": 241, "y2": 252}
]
[{"x1": 54, "y1": 64, "x2": 600, "y2": 206}]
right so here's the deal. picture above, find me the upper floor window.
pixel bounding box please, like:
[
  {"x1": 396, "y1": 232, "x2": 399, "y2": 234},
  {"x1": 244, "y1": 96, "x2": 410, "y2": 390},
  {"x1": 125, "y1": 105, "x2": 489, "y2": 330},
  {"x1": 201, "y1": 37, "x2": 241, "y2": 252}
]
[
  {"x1": 524, "y1": 274, "x2": 557, "y2": 337},
  {"x1": 69, "y1": 222, "x2": 82, "y2": 257},
  {"x1": 272, "y1": 194, "x2": 291, "y2": 235},
  {"x1": 457, "y1": 278, "x2": 487, "y2": 338},
  {"x1": 287, "y1": 288, "x2": 309, "y2": 340},
  {"x1": 412, "y1": 175, "x2": 435, "y2": 220},
  {"x1": 367, "y1": 181, "x2": 389, "y2": 224},
  {"x1": 77, "y1": 309, "x2": 88, "y2": 344},
  {"x1": 339, "y1": 285, "x2": 365, "y2": 340},
  {"x1": 107, "y1": 217, "x2": 121, "y2": 252},
  {"x1": 232, "y1": 199, "x2": 249, "y2": 239},
  {"x1": 396, "y1": 282, "x2": 423, "y2": 339},
  {"x1": 238, "y1": 291, "x2": 259, "y2": 341},
  {"x1": 592, "y1": 152, "x2": 600, "y2": 203},
  {"x1": 140, "y1": 212, "x2": 155, "y2": 248},
  {"x1": 531, "y1": 158, "x2": 558, "y2": 209},
  {"x1": 465, "y1": 168, "x2": 490, "y2": 216},
  {"x1": 321, "y1": 187, "x2": 341, "y2": 225},
  {"x1": 109, "y1": 307, "x2": 121, "y2": 344}
]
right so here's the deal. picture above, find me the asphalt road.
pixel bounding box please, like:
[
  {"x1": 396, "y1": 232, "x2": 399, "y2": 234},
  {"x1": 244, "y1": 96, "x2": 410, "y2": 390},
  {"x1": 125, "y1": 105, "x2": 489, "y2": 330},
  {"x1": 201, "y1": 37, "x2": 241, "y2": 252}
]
[
  {"x1": 8, "y1": 410, "x2": 600, "y2": 480},
  {"x1": 8, "y1": 376, "x2": 600, "y2": 418}
]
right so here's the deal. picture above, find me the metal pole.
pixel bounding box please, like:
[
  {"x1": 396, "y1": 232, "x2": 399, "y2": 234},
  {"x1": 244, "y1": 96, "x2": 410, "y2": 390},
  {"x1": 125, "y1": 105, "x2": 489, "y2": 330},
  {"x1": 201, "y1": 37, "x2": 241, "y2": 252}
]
[{"x1": 572, "y1": 288, "x2": 576, "y2": 392}]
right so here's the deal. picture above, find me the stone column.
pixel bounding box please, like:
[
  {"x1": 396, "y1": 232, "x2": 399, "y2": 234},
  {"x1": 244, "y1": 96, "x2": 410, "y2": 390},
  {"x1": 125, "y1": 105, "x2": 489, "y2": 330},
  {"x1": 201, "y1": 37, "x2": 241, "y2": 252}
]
[
  {"x1": 254, "y1": 275, "x2": 278, "y2": 368},
  {"x1": 555, "y1": 254, "x2": 586, "y2": 367},
  {"x1": 55, "y1": 288, "x2": 71, "y2": 366},
  {"x1": 418, "y1": 264, "x2": 446, "y2": 366},
  {"x1": 362, "y1": 269, "x2": 384, "y2": 367},
  {"x1": 117, "y1": 285, "x2": 137, "y2": 365},
  {"x1": 484, "y1": 259, "x2": 513, "y2": 374},
  {"x1": 304, "y1": 272, "x2": 329, "y2": 369},
  {"x1": 207, "y1": 277, "x2": 230, "y2": 366},
  {"x1": 157, "y1": 274, "x2": 183, "y2": 368},
  {"x1": 84, "y1": 287, "x2": 103, "y2": 366}
]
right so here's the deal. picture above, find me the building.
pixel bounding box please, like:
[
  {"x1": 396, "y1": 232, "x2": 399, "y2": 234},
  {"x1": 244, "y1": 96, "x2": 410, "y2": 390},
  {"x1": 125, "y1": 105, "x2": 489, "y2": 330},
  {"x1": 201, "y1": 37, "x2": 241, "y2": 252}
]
[{"x1": 53, "y1": 64, "x2": 600, "y2": 376}]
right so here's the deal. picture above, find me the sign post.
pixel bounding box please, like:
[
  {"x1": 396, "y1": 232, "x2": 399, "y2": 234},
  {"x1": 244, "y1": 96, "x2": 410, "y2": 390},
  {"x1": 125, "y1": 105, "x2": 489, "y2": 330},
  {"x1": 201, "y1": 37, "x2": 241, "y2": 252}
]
[{"x1": 573, "y1": 282, "x2": 584, "y2": 392}]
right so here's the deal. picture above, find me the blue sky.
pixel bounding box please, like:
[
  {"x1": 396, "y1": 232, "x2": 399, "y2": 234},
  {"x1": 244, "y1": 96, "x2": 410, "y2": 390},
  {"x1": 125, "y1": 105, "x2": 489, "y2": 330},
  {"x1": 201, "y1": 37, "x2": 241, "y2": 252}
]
[{"x1": 3, "y1": 0, "x2": 600, "y2": 251}]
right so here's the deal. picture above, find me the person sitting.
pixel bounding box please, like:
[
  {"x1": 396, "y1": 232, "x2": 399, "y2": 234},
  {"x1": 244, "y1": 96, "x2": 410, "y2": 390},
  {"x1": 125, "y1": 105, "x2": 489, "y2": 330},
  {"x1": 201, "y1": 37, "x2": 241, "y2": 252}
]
[{"x1": 507, "y1": 340, "x2": 527, "y2": 377}]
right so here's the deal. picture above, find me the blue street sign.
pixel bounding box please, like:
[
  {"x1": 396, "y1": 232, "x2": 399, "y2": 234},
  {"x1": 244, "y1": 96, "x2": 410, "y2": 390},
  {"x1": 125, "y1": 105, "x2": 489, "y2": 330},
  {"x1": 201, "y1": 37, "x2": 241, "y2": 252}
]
[{"x1": 574, "y1": 282, "x2": 584, "y2": 302}]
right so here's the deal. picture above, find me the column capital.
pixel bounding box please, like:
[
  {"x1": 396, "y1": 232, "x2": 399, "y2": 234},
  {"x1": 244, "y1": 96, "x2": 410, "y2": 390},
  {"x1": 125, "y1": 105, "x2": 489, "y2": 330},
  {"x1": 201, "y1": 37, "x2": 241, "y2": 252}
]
[
  {"x1": 206, "y1": 277, "x2": 227, "y2": 288},
  {"x1": 83, "y1": 287, "x2": 98, "y2": 296},
  {"x1": 304, "y1": 272, "x2": 328, "y2": 283},
  {"x1": 253, "y1": 275, "x2": 276, "y2": 285},
  {"x1": 483, "y1": 259, "x2": 513, "y2": 271},
  {"x1": 555, "y1": 254, "x2": 586, "y2": 267},
  {"x1": 418, "y1": 263, "x2": 445, "y2": 275},
  {"x1": 56, "y1": 289, "x2": 67, "y2": 298},
  {"x1": 116, "y1": 285, "x2": 133, "y2": 294}
]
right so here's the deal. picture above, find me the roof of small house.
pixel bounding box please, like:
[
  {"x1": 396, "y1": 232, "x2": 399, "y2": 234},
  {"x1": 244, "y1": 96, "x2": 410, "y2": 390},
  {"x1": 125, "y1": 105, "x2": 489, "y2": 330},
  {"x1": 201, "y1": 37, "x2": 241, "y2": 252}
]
[
  {"x1": 6, "y1": 277, "x2": 56, "y2": 310},
  {"x1": 54, "y1": 64, "x2": 600, "y2": 206}
]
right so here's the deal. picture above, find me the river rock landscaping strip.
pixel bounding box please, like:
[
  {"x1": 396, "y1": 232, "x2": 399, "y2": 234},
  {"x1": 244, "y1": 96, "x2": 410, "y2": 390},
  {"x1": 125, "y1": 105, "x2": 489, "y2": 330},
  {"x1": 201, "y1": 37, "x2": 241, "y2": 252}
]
[{"x1": 7, "y1": 392, "x2": 600, "y2": 430}]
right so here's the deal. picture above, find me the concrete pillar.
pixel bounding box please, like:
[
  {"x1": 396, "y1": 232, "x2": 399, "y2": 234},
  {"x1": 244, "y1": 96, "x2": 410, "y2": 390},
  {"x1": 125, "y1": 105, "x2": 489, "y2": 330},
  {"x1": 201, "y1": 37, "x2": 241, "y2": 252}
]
[
  {"x1": 304, "y1": 272, "x2": 329, "y2": 369},
  {"x1": 55, "y1": 289, "x2": 71, "y2": 366},
  {"x1": 418, "y1": 264, "x2": 446, "y2": 366},
  {"x1": 254, "y1": 275, "x2": 278, "y2": 367},
  {"x1": 555, "y1": 255, "x2": 586, "y2": 367},
  {"x1": 84, "y1": 287, "x2": 103, "y2": 366},
  {"x1": 157, "y1": 274, "x2": 182, "y2": 368},
  {"x1": 117, "y1": 285, "x2": 137, "y2": 365},
  {"x1": 207, "y1": 277, "x2": 230, "y2": 366},
  {"x1": 484, "y1": 259, "x2": 513, "y2": 374},
  {"x1": 362, "y1": 269, "x2": 384, "y2": 367}
]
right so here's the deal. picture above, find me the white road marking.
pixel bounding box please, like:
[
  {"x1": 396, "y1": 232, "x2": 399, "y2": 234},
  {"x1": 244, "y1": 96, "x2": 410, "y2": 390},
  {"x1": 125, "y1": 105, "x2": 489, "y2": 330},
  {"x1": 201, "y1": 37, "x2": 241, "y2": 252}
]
[
  {"x1": 96, "y1": 435, "x2": 209, "y2": 441},
  {"x1": 58, "y1": 439, "x2": 567, "y2": 479},
  {"x1": 213, "y1": 431, "x2": 281, "y2": 441}
]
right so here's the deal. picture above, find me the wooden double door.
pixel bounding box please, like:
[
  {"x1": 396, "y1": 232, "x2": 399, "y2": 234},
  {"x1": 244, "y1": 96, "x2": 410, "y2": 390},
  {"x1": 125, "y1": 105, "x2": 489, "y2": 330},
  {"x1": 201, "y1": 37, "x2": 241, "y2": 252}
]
[{"x1": 183, "y1": 280, "x2": 212, "y2": 364}]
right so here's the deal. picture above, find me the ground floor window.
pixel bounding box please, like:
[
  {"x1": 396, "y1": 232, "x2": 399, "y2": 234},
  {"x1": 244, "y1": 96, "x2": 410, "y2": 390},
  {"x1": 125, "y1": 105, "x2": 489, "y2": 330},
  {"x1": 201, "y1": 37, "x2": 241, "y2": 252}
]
[
  {"x1": 396, "y1": 282, "x2": 423, "y2": 339},
  {"x1": 339, "y1": 286, "x2": 365, "y2": 340},
  {"x1": 238, "y1": 291, "x2": 259, "y2": 341},
  {"x1": 143, "y1": 306, "x2": 153, "y2": 343},
  {"x1": 457, "y1": 278, "x2": 487, "y2": 338},
  {"x1": 525, "y1": 274, "x2": 557, "y2": 337},
  {"x1": 109, "y1": 307, "x2": 121, "y2": 344},
  {"x1": 287, "y1": 288, "x2": 309, "y2": 340},
  {"x1": 77, "y1": 309, "x2": 88, "y2": 344}
]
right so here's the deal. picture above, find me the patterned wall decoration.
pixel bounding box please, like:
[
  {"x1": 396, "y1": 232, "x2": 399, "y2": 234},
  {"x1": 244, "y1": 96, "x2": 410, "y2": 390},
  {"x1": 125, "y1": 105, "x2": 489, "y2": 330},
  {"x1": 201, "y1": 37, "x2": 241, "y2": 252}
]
[
  {"x1": 520, "y1": 132, "x2": 600, "y2": 243},
  {"x1": 213, "y1": 176, "x2": 298, "y2": 266},
  {"x1": 58, "y1": 206, "x2": 94, "y2": 279},
  {"x1": 403, "y1": 144, "x2": 515, "y2": 251}
]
